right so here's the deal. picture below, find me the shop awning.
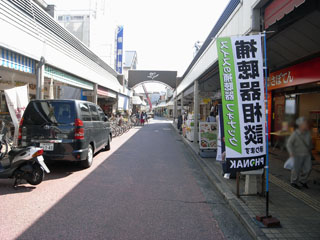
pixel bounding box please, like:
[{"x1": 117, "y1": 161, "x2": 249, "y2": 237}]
[
  {"x1": 44, "y1": 65, "x2": 94, "y2": 90},
  {"x1": 0, "y1": 47, "x2": 35, "y2": 74},
  {"x1": 264, "y1": 0, "x2": 305, "y2": 29}
]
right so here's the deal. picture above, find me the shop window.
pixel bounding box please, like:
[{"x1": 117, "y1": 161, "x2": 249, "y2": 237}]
[{"x1": 285, "y1": 98, "x2": 296, "y2": 115}]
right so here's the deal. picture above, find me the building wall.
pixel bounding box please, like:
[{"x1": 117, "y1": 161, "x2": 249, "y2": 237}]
[
  {"x1": 0, "y1": 0, "x2": 124, "y2": 94},
  {"x1": 177, "y1": 0, "x2": 259, "y2": 95},
  {"x1": 299, "y1": 93, "x2": 320, "y2": 119},
  {"x1": 57, "y1": 14, "x2": 91, "y2": 47}
]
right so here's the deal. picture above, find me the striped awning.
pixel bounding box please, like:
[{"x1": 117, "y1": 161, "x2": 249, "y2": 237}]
[
  {"x1": 264, "y1": 0, "x2": 305, "y2": 29},
  {"x1": 0, "y1": 47, "x2": 35, "y2": 74},
  {"x1": 44, "y1": 65, "x2": 93, "y2": 90}
]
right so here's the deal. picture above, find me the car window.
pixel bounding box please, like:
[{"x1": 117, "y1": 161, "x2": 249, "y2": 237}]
[
  {"x1": 97, "y1": 107, "x2": 105, "y2": 121},
  {"x1": 79, "y1": 103, "x2": 91, "y2": 121},
  {"x1": 89, "y1": 105, "x2": 100, "y2": 121},
  {"x1": 23, "y1": 101, "x2": 75, "y2": 125}
]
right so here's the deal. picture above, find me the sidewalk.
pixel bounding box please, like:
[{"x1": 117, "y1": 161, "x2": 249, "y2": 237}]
[{"x1": 171, "y1": 122, "x2": 320, "y2": 240}]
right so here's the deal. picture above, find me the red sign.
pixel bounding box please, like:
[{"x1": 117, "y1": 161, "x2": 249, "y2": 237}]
[{"x1": 267, "y1": 57, "x2": 320, "y2": 90}]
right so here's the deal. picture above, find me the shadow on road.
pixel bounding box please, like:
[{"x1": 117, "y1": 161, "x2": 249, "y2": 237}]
[
  {"x1": 44, "y1": 161, "x2": 84, "y2": 181},
  {"x1": 44, "y1": 149, "x2": 111, "y2": 181},
  {"x1": 16, "y1": 119, "x2": 226, "y2": 240},
  {"x1": 0, "y1": 181, "x2": 36, "y2": 195}
]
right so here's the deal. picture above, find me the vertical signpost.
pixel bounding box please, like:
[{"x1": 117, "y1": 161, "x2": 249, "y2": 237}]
[
  {"x1": 115, "y1": 26, "x2": 124, "y2": 74},
  {"x1": 217, "y1": 34, "x2": 280, "y2": 227},
  {"x1": 217, "y1": 35, "x2": 266, "y2": 173}
]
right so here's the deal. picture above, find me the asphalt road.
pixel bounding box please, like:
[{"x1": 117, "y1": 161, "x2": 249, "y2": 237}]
[{"x1": 0, "y1": 118, "x2": 251, "y2": 240}]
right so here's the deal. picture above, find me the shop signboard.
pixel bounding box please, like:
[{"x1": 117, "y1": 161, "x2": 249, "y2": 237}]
[
  {"x1": 267, "y1": 57, "x2": 320, "y2": 90},
  {"x1": 199, "y1": 122, "x2": 218, "y2": 150},
  {"x1": 217, "y1": 35, "x2": 266, "y2": 173},
  {"x1": 97, "y1": 87, "x2": 117, "y2": 99}
]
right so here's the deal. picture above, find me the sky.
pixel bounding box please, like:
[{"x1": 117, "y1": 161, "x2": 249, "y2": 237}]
[{"x1": 47, "y1": 0, "x2": 229, "y2": 77}]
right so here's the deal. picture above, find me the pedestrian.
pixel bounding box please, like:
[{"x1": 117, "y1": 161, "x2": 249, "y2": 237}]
[
  {"x1": 286, "y1": 117, "x2": 313, "y2": 189},
  {"x1": 144, "y1": 112, "x2": 148, "y2": 124},
  {"x1": 177, "y1": 114, "x2": 183, "y2": 132},
  {"x1": 135, "y1": 112, "x2": 140, "y2": 126},
  {"x1": 206, "y1": 111, "x2": 216, "y2": 122},
  {"x1": 140, "y1": 111, "x2": 145, "y2": 126}
]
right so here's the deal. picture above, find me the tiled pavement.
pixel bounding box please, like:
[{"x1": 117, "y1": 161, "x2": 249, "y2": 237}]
[{"x1": 173, "y1": 124, "x2": 320, "y2": 240}]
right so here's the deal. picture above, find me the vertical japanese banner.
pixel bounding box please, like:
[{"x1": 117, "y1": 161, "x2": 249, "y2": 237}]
[
  {"x1": 115, "y1": 25, "x2": 124, "y2": 74},
  {"x1": 4, "y1": 85, "x2": 29, "y2": 145},
  {"x1": 217, "y1": 35, "x2": 266, "y2": 173}
]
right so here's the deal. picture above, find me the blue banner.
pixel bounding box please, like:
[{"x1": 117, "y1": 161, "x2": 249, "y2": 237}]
[{"x1": 115, "y1": 26, "x2": 123, "y2": 73}]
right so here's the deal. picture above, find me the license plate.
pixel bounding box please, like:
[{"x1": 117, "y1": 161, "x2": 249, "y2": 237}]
[{"x1": 40, "y1": 143, "x2": 54, "y2": 151}]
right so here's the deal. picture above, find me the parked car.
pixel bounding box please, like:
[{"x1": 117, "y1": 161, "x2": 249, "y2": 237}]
[{"x1": 18, "y1": 100, "x2": 111, "y2": 168}]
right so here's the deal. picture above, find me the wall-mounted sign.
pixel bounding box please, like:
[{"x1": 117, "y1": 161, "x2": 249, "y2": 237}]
[{"x1": 267, "y1": 57, "x2": 320, "y2": 90}]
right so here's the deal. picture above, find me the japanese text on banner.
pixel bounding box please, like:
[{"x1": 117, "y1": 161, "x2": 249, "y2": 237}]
[{"x1": 217, "y1": 35, "x2": 266, "y2": 173}]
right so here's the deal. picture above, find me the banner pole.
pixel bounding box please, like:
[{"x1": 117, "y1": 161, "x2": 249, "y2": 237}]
[{"x1": 263, "y1": 31, "x2": 269, "y2": 218}]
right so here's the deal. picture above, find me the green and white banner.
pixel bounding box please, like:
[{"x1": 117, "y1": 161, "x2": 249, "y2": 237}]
[{"x1": 217, "y1": 35, "x2": 266, "y2": 173}]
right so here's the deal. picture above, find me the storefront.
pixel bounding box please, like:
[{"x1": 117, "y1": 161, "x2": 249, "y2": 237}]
[
  {"x1": 0, "y1": 47, "x2": 36, "y2": 114},
  {"x1": 268, "y1": 57, "x2": 320, "y2": 150},
  {"x1": 44, "y1": 65, "x2": 94, "y2": 100},
  {"x1": 132, "y1": 95, "x2": 145, "y2": 113},
  {"x1": 97, "y1": 86, "x2": 117, "y2": 116}
]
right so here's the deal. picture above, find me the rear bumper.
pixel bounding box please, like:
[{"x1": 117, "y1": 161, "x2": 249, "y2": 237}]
[{"x1": 43, "y1": 148, "x2": 88, "y2": 161}]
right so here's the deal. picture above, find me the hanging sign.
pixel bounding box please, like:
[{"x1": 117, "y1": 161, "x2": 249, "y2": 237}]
[
  {"x1": 4, "y1": 85, "x2": 29, "y2": 145},
  {"x1": 217, "y1": 35, "x2": 266, "y2": 173},
  {"x1": 115, "y1": 26, "x2": 124, "y2": 74}
]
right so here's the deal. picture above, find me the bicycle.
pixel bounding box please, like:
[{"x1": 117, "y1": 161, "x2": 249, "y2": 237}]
[{"x1": 0, "y1": 120, "x2": 13, "y2": 160}]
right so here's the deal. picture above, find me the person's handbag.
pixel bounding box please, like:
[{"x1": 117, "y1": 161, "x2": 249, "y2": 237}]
[{"x1": 284, "y1": 157, "x2": 294, "y2": 170}]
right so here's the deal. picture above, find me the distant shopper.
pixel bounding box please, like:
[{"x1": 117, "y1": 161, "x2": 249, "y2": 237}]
[
  {"x1": 140, "y1": 112, "x2": 145, "y2": 126},
  {"x1": 206, "y1": 111, "x2": 216, "y2": 122},
  {"x1": 286, "y1": 117, "x2": 312, "y2": 189},
  {"x1": 210, "y1": 100, "x2": 219, "y2": 117},
  {"x1": 177, "y1": 114, "x2": 183, "y2": 132},
  {"x1": 144, "y1": 112, "x2": 148, "y2": 124},
  {"x1": 135, "y1": 112, "x2": 139, "y2": 125}
]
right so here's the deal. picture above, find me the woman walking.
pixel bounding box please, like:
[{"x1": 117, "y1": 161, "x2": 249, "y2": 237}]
[
  {"x1": 286, "y1": 117, "x2": 312, "y2": 189},
  {"x1": 140, "y1": 111, "x2": 145, "y2": 126}
]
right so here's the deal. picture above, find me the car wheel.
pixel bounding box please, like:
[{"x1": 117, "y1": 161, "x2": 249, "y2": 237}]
[
  {"x1": 81, "y1": 144, "x2": 93, "y2": 168},
  {"x1": 104, "y1": 135, "x2": 111, "y2": 151}
]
